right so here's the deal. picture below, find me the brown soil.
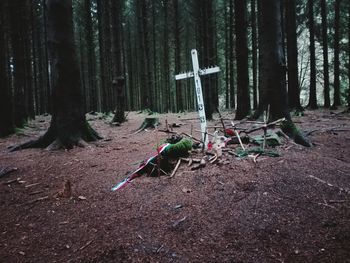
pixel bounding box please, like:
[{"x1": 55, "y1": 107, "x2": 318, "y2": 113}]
[{"x1": 1, "y1": 109, "x2": 350, "y2": 263}]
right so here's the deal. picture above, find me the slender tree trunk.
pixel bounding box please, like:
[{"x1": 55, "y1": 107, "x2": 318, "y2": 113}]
[
  {"x1": 229, "y1": 0, "x2": 235, "y2": 109},
  {"x1": 163, "y1": 0, "x2": 170, "y2": 112},
  {"x1": 9, "y1": 0, "x2": 31, "y2": 127},
  {"x1": 321, "y1": 0, "x2": 330, "y2": 108},
  {"x1": 286, "y1": 0, "x2": 302, "y2": 111},
  {"x1": 84, "y1": 0, "x2": 98, "y2": 111},
  {"x1": 96, "y1": 0, "x2": 107, "y2": 112},
  {"x1": 224, "y1": 0, "x2": 230, "y2": 109},
  {"x1": 332, "y1": 0, "x2": 341, "y2": 108},
  {"x1": 0, "y1": 0, "x2": 14, "y2": 137},
  {"x1": 235, "y1": 0, "x2": 250, "y2": 119},
  {"x1": 137, "y1": 0, "x2": 151, "y2": 110},
  {"x1": 174, "y1": 0, "x2": 183, "y2": 112},
  {"x1": 348, "y1": 1, "x2": 350, "y2": 110},
  {"x1": 308, "y1": 0, "x2": 318, "y2": 109},
  {"x1": 151, "y1": 0, "x2": 158, "y2": 112},
  {"x1": 43, "y1": 0, "x2": 52, "y2": 113},
  {"x1": 251, "y1": 0, "x2": 258, "y2": 110},
  {"x1": 110, "y1": 0, "x2": 126, "y2": 122}
]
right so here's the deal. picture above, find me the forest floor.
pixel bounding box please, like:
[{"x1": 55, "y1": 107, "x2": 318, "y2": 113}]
[{"x1": 0, "y1": 109, "x2": 350, "y2": 263}]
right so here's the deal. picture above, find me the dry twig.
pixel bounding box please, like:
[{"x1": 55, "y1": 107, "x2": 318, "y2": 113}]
[{"x1": 170, "y1": 159, "x2": 182, "y2": 178}]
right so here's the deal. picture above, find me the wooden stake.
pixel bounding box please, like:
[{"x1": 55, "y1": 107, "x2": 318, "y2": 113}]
[
  {"x1": 217, "y1": 107, "x2": 227, "y2": 136},
  {"x1": 231, "y1": 122, "x2": 245, "y2": 150}
]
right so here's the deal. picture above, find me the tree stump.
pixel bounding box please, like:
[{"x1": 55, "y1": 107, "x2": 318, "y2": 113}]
[{"x1": 134, "y1": 118, "x2": 160, "y2": 133}]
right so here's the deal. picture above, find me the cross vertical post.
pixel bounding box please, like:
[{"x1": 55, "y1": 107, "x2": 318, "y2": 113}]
[{"x1": 175, "y1": 49, "x2": 220, "y2": 148}]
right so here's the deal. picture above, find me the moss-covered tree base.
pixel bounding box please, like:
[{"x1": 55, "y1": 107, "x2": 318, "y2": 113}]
[
  {"x1": 280, "y1": 120, "x2": 311, "y2": 147},
  {"x1": 9, "y1": 122, "x2": 101, "y2": 151},
  {"x1": 134, "y1": 117, "x2": 160, "y2": 133}
]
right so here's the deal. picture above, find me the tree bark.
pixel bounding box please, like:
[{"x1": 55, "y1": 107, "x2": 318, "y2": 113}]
[
  {"x1": 174, "y1": 0, "x2": 183, "y2": 112},
  {"x1": 235, "y1": 0, "x2": 250, "y2": 120},
  {"x1": 321, "y1": 0, "x2": 330, "y2": 108},
  {"x1": 258, "y1": 0, "x2": 289, "y2": 120},
  {"x1": 11, "y1": 0, "x2": 100, "y2": 151},
  {"x1": 348, "y1": 0, "x2": 350, "y2": 111},
  {"x1": 84, "y1": 0, "x2": 98, "y2": 112},
  {"x1": 229, "y1": 0, "x2": 235, "y2": 109},
  {"x1": 251, "y1": 0, "x2": 258, "y2": 110},
  {"x1": 332, "y1": 0, "x2": 341, "y2": 108},
  {"x1": 0, "y1": 0, "x2": 14, "y2": 137},
  {"x1": 286, "y1": 0, "x2": 302, "y2": 111},
  {"x1": 9, "y1": 0, "x2": 32, "y2": 127},
  {"x1": 308, "y1": 0, "x2": 318, "y2": 109},
  {"x1": 257, "y1": 0, "x2": 310, "y2": 147}
]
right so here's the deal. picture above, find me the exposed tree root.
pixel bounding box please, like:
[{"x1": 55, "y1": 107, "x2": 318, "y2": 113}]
[
  {"x1": 9, "y1": 122, "x2": 101, "y2": 152},
  {"x1": 250, "y1": 106, "x2": 310, "y2": 147},
  {"x1": 280, "y1": 120, "x2": 311, "y2": 147},
  {"x1": 133, "y1": 117, "x2": 160, "y2": 134}
]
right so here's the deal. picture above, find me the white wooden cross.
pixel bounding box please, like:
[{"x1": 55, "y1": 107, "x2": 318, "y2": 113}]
[{"x1": 175, "y1": 49, "x2": 220, "y2": 147}]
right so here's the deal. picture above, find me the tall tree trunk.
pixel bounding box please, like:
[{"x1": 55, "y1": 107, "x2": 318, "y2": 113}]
[
  {"x1": 84, "y1": 0, "x2": 98, "y2": 111},
  {"x1": 11, "y1": 0, "x2": 100, "y2": 151},
  {"x1": 196, "y1": 0, "x2": 217, "y2": 119},
  {"x1": 235, "y1": 0, "x2": 250, "y2": 120},
  {"x1": 224, "y1": 0, "x2": 230, "y2": 109},
  {"x1": 151, "y1": 0, "x2": 158, "y2": 112},
  {"x1": 110, "y1": 0, "x2": 126, "y2": 123},
  {"x1": 96, "y1": 0, "x2": 108, "y2": 112},
  {"x1": 229, "y1": 0, "x2": 235, "y2": 109},
  {"x1": 286, "y1": 0, "x2": 302, "y2": 111},
  {"x1": 0, "y1": 0, "x2": 14, "y2": 137},
  {"x1": 9, "y1": 0, "x2": 31, "y2": 127},
  {"x1": 174, "y1": 0, "x2": 183, "y2": 112},
  {"x1": 251, "y1": 0, "x2": 258, "y2": 110},
  {"x1": 43, "y1": 0, "x2": 52, "y2": 114},
  {"x1": 308, "y1": 0, "x2": 318, "y2": 109},
  {"x1": 163, "y1": 0, "x2": 170, "y2": 112},
  {"x1": 321, "y1": 0, "x2": 330, "y2": 108},
  {"x1": 259, "y1": 0, "x2": 289, "y2": 119},
  {"x1": 332, "y1": 0, "x2": 341, "y2": 108},
  {"x1": 137, "y1": 0, "x2": 152, "y2": 110},
  {"x1": 348, "y1": 1, "x2": 350, "y2": 110}
]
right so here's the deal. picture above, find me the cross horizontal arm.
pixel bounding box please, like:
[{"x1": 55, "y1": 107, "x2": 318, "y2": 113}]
[
  {"x1": 199, "y1": 66, "x2": 220, "y2": 76},
  {"x1": 175, "y1": 71, "x2": 194, "y2": 80}
]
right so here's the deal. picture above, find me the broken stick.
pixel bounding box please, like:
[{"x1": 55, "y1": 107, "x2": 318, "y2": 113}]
[
  {"x1": 170, "y1": 159, "x2": 182, "y2": 178},
  {"x1": 231, "y1": 122, "x2": 245, "y2": 150}
]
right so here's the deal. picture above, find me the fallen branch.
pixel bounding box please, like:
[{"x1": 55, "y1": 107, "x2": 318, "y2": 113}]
[
  {"x1": 3, "y1": 178, "x2": 21, "y2": 185},
  {"x1": 172, "y1": 216, "x2": 188, "y2": 228},
  {"x1": 158, "y1": 130, "x2": 202, "y2": 143},
  {"x1": 209, "y1": 154, "x2": 218, "y2": 164},
  {"x1": 79, "y1": 240, "x2": 93, "y2": 251},
  {"x1": 170, "y1": 159, "x2": 182, "y2": 178},
  {"x1": 217, "y1": 107, "x2": 227, "y2": 136},
  {"x1": 0, "y1": 167, "x2": 18, "y2": 178},
  {"x1": 308, "y1": 174, "x2": 350, "y2": 194},
  {"x1": 28, "y1": 190, "x2": 44, "y2": 195},
  {"x1": 306, "y1": 126, "x2": 350, "y2": 136},
  {"x1": 231, "y1": 122, "x2": 246, "y2": 150},
  {"x1": 191, "y1": 159, "x2": 206, "y2": 170},
  {"x1": 25, "y1": 183, "x2": 40, "y2": 188},
  {"x1": 24, "y1": 196, "x2": 49, "y2": 205},
  {"x1": 244, "y1": 118, "x2": 285, "y2": 134}
]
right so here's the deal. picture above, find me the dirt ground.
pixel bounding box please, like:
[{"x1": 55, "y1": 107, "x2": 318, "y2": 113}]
[{"x1": 1, "y1": 109, "x2": 350, "y2": 263}]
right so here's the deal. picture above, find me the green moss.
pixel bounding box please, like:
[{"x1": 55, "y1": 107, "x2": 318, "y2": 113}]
[
  {"x1": 163, "y1": 138, "x2": 193, "y2": 158},
  {"x1": 281, "y1": 120, "x2": 311, "y2": 147},
  {"x1": 235, "y1": 147, "x2": 280, "y2": 158}
]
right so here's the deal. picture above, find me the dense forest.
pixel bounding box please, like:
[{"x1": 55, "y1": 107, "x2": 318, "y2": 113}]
[
  {"x1": 0, "y1": 0, "x2": 350, "y2": 138},
  {"x1": 1, "y1": 1, "x2": 350, "y2": 262}
]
